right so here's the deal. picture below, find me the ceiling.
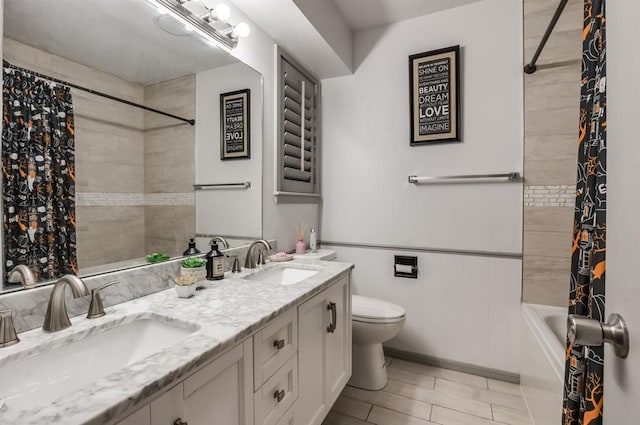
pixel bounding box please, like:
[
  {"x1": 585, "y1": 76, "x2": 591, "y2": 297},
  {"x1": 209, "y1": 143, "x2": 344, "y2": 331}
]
[
  {"x1": 3, "y1": 0, "x2": 238, "y2": 86},
  {"x1": 3, "y1": 0, "x2": 487, "y2": 84},
  {"x1": 332, "y1": 0, "x2": 485, "y2": 32}
]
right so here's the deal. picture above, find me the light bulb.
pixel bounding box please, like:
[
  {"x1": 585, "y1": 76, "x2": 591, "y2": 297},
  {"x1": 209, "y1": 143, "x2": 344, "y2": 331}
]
[
  {"x1": 214, "y1": 4, "x2": 231, "y2": 20},
  {"x1": 155, "y1": 4, "x2": 168, "y2": 14},
  {"x1": 232, "y1": 22, "x2": 250, "y2": 38}
]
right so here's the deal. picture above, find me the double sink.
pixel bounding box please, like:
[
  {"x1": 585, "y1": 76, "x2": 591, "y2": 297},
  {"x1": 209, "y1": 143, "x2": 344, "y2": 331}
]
[{"x1": 0, "y1": 263, "x2": 320, "y2": 412}]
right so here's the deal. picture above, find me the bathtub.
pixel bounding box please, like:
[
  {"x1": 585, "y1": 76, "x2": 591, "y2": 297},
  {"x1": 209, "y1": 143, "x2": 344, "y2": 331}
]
[{"x1": 520, "y1": 303, "x2": 566, "y2": 425}]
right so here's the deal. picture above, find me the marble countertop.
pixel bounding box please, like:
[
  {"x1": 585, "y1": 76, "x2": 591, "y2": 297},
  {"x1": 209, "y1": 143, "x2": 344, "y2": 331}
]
[{"x1": 0, "y1": 259, "x2": 353, "y2": 425}]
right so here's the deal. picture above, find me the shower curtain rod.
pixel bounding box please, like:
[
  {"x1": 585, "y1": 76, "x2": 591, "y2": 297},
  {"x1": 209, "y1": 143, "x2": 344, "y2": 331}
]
[
  {"x1": 524, "y1": 0, "x2": 568, "y2": 74},
  {"x1": 2, "y1": 59, "x2": 195, "y2": 126}
]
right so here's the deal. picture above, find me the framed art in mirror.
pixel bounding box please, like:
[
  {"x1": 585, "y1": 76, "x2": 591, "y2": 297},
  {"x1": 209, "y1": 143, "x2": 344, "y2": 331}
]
[
  {"x1": 220, "y1": 89, "x2": 251, "y2": 160},
  {"x1": 409, "y1": 45, "x2": 460, "y2": 145}
]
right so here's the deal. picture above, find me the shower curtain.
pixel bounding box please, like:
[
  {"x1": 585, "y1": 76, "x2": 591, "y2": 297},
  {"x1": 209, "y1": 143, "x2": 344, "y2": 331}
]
[
  {"x1": 2, "y1": 67, "x2": 78, "y2": 283},
  {"x1": 562, "y1": 0, "x2": 606, "y2": 424}
]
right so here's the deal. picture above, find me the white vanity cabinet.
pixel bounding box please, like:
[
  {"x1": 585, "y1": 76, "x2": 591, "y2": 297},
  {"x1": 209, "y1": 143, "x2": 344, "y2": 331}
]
[
  {"x1": 115, "y1": 339, "x2": 253, "y2": 425},
  {"x1": 115, "y1": 271, "x2": 351, "y2": 425},
  {"x1": 295, "y1": 274, "x2": 351, "y2": 425}
]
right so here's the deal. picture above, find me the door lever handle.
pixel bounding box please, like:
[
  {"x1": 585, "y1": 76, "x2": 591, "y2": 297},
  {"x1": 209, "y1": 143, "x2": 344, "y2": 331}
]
[{"x1": 567, "y1": 313, "x2": 629, "y2": 358}]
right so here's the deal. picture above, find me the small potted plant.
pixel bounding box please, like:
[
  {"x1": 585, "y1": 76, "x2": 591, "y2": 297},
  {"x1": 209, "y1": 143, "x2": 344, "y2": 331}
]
[
  {"x1": 180, "y1": 257, "x2": 207, "y2": 286},
  {"x1": 174, "y1": 275, "x2": 197, "y2": 298},
  {"x1": 145, "y1": 252, "x2": 170, "y2": 263}
]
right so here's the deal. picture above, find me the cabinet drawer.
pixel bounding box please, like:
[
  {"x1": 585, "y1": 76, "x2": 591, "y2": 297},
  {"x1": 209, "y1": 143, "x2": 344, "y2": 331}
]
[
  {"x1": 254, "y1": 354, "x2": 298, "y2": 425},
  {"x1": 275, "y1": 406, "x2": 294, "y2": 425},
  {"x1": 114, "y1": 405, "x2": 150, "y2": 425},
  {"x1": 253, "y1": 308, "x2": 297, "y2": 390}
]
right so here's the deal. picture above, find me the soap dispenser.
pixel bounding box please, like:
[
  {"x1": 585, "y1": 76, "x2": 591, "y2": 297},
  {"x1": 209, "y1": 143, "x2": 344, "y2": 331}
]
[
  {"x1": 183, "y1": 238, "x2": 201, "y2": 256},
  {"x1": 206, "y1": 241, "x2": 225, "y2": 280},
  {"x1": 309, "y1": 226, "x2": 317, "y2": 253}
]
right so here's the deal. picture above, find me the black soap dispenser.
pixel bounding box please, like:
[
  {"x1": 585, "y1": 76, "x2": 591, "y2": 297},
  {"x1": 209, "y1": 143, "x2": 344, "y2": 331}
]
[
  {"x1": 183, "y1": 238, "x2": 201, "y2": 256},
  {"x1": 206, "y1": 241, "x2": 225, "y2": 280}
]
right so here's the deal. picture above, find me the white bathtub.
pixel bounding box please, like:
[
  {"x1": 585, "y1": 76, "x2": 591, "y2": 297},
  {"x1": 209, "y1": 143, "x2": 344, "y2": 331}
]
[{"x1": 520, "y1": 303, "x2": 565, "y2": 425}]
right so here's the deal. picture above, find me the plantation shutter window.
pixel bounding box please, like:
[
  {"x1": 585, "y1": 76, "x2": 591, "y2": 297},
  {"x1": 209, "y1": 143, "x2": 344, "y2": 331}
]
[{"x1": 276, "y1": 49, "x2": 320, "y2": 198}]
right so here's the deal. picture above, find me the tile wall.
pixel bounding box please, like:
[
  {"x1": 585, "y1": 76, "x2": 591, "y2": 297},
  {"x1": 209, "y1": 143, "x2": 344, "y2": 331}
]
[{"x1": 522, "y1": 0, "x2": 582, "y2": 306}]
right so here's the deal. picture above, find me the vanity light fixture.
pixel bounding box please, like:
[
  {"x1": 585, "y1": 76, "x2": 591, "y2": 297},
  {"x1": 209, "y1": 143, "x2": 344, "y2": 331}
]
[{"x1": 147, "y1": 0, "x2": 250, "y2": 50}]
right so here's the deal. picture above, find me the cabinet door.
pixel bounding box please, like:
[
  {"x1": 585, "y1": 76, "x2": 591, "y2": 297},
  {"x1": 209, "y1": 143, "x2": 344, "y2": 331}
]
[
  {"x1": 325, "y1": 276, "x2": 351, "y2": 407},
  {"x1": 296, "y1": 289, "x2": 329, "y2": 425},
  {"x1": 150, "y1": 383, "x2": 185, "y2": 425},
  {"x1": 183, "y1": 340, "x2": 253, "y2": 425}
]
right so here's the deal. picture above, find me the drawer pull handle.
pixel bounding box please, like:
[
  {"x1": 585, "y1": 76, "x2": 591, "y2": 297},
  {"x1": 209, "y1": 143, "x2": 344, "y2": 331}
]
[
  {"x1": 274, "y1": 389, "x2": 286, "y2": 403},
  {"x1": 327, "y1": 302, "x2": 337, "y2": 333},
  {"x1": 174, "y1": 419, "x2": 188, "y2": 425},
  {"x1": 274, "y1": 339, "x2": 286, "y2": 350}
]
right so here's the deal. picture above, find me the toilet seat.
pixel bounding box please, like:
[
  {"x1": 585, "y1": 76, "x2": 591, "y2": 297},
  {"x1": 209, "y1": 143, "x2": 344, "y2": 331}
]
[{"x1": 352, "y1": 295, "x2": 406, "y2": 324}]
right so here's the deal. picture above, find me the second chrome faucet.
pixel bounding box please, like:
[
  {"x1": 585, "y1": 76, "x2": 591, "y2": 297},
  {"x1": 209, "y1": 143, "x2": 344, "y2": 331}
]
[
  {"x1": 244, "y1": 239, "x2": 273, "y2": 269},
  {"x1": 43, "y1": 275, "x2": 89, "y2": 332}
]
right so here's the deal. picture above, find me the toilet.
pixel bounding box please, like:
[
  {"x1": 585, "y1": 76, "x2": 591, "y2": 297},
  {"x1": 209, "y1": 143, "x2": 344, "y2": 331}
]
[
  {"x1": 293, "y1": 249, "x2": 406, "y2": 390},
  {"x1": 350, "y1": 295, "x2": 406, "y2": 390}
]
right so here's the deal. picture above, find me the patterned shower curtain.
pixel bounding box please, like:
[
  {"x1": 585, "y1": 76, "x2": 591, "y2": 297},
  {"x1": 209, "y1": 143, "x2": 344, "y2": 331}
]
[
  {"x1": 562, "y1": 0, "x2": 606, "y2": 424},
  {"x1": 2, "y1": 67, "x2": 78, "y2": 283}
]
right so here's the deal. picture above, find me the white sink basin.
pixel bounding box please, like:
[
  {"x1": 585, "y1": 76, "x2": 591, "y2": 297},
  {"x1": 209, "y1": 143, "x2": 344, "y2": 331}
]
[
  {"x1": 0, "y1": 316, "x2": 198, "y2": 410},
  {"x1": 249, "y1": 266, "x2": 319, "y2": 286}
]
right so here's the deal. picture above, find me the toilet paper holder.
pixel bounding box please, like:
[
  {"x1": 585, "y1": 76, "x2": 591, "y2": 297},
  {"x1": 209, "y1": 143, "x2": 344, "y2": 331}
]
[{"x1": 394, "y1": 255, "x2": 418, "y2": 278}]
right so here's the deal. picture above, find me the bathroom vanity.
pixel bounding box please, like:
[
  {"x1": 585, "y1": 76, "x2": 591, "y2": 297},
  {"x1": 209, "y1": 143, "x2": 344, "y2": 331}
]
[{"x1": 0, "y1": 260, "x2": 353, "y2": 425}]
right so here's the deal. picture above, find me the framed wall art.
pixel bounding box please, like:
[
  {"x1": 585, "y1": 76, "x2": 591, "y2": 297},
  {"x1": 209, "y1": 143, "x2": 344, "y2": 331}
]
[
  {"x1": 409, "y1": 45, "x2": 460, "y2": 145},
  {"x1": 220, "y1": 88, "x2": 250, "y2": 159}
]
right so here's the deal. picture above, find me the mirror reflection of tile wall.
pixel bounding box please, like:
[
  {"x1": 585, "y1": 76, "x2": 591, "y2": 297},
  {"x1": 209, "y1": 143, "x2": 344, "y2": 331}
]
[
  {"x1": 4, "y1": 38, "x2": 195, "y2": 272},
  {"x1": 143, "y1": 76, "x2": 196, "y2": 259}
]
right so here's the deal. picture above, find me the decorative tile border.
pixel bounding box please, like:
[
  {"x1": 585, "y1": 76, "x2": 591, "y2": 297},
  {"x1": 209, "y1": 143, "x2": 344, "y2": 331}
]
[
  {"x1": 145, "y1": 192, "x2": 195, "y2": 206},
  {"x1": 76, "y1": 192, "x2": 195, "y2": 206},
  {"x1": 524, "y1": 185, "x2": 574, "y2": 207},
  {"x1": 76, "y1": 192, "x2": 144, "y2": 206}
]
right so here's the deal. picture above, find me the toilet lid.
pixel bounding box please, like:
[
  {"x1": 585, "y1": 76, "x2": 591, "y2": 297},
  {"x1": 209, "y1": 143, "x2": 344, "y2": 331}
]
[{"x1": 352, "y1": 295, "x2": 406, "y2": 320}]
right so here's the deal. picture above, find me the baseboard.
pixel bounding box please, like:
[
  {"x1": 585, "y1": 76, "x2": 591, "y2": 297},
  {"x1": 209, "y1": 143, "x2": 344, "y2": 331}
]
[{"x1": 383, "y1": 347, "x2": 520, "y2": 384}]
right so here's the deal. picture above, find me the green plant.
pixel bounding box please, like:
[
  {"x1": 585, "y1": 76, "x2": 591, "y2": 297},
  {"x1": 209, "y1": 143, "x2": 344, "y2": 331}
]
[
  {"x1": 181, "y1": 257, "x2": 207, "y2": 268},
  {"x1": 146, "y1": 253, "x2": 170, "y2": 263}
]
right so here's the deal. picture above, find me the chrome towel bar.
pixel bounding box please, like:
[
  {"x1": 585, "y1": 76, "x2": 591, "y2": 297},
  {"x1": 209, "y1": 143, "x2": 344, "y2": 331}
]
[
  {"x1": 194, "y1": 182, "x2": 251, "y2": 190},
  {"x1": 408, "y1": 172, "x2": 521, "y2": 184}
]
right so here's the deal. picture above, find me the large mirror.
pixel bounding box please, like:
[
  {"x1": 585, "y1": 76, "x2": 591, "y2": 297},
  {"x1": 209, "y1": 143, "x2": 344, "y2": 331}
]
[{"x1": 2, "y1": 0, "x2": 263, "y2": 291}]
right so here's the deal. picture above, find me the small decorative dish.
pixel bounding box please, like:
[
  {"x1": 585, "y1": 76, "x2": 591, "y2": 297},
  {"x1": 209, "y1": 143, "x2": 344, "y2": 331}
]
[{"x1": 268, "y1": 252, "x2": 294, "y2": 262}]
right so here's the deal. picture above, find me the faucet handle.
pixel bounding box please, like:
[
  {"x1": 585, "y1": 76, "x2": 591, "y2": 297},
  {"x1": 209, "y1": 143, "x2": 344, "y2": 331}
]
[
  {"x1": 0, "y1": 310, "x2": 19, "y2": 348},
  {"x1": 87, "y1": 281, "x2": 119, "y2": 319},
  {"x1": 232, "y1": 256, "x2": 242, "y2": 273}
]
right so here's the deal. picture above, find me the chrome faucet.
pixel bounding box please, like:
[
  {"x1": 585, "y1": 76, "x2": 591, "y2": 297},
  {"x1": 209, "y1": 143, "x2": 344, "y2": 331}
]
[
  {"x1": 209, "y1": 236, "x2": 230, "y2": 249},
  {"x1": 244, "y1": 240, "x2": 273, "y2": 269},
  {"x1": 43, "y1": 275, "x2": 89, "y2": 332},
  {"x1": 8, "y1": 265, "x2": 36, "y2": 288},
  {"x1": 0, "y1": 310, "x2": 20, "y2": 347}
]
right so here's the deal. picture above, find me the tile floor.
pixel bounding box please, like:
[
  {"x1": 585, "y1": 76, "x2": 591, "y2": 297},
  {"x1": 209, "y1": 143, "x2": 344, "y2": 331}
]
[{"x1": 322, "y1": 357, "x2": 534, "y2": 425}]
